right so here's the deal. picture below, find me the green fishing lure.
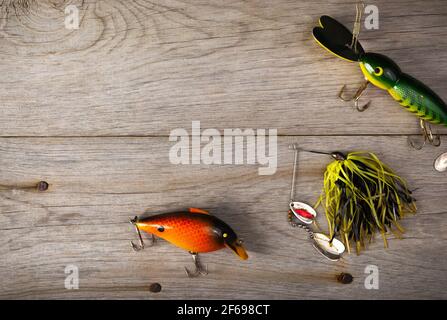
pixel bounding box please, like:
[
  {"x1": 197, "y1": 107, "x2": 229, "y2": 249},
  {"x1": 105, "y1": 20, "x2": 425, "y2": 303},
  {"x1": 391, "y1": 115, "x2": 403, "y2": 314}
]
[{"x1": 313, "y1": 15, "x2": 447, "y2": 127}]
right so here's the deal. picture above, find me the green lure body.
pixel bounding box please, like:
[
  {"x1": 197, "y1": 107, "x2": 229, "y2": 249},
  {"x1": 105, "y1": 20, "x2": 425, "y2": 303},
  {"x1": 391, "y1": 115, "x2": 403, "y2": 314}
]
[{"x1": 359, "y1": 53, "x2": 447, "y2": 126}]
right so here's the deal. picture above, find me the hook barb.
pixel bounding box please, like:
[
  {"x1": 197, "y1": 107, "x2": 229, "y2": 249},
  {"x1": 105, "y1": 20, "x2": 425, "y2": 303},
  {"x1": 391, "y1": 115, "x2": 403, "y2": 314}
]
[
  {"x1": 130, "y1": 216, "x2": 155, "y2": 251},
  {"x1": 338, "y1": 80, "x2": 371, "y2": 112},
  {"x1": 408, "y1": 119, "x2": 441, "y2": 150},
  {"x1": 355, "y1": 99, "x2": 371, "y2": 112},
  {"x1": 184, "y1": 252, "x2": 208, "y2": 278}
]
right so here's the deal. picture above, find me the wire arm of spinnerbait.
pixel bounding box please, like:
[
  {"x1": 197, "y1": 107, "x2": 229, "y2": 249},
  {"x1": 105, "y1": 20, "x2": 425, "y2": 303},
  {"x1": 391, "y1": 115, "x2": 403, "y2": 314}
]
[
  {"x1": 130, "y1": 216, "x2": 155, "y2": 251},
  {"x1": 339, "y1": 80, "x2": 371, "y2": 112},
  {"x1": 288, "y1": 143, "x2": 300, "y2": 202},
  {"x1": 408, "y1": 119, "x2": 441, "y2": 150},
  {"x1": 185, "y1": 252, "x2": 208, "y2": 278}
]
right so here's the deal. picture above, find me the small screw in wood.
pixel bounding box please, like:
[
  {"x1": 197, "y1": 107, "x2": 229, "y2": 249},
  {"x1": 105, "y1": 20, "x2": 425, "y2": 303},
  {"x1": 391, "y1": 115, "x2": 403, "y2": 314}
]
[
  {"x1": 149, "y1": 282, "x2": 162, "y2": 293},
  {"x1": 337, "y1": 272, "x2": 353, "y2": 284},
  {"x1": 36, "y1": 181, "x2": 49, "y2": 192}
]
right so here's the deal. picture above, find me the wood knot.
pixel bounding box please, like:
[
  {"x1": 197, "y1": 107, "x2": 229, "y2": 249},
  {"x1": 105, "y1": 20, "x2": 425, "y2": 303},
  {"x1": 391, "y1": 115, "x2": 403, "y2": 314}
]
[{"x1": 1, "y1": 0, "x2": 37, "y2": 17}]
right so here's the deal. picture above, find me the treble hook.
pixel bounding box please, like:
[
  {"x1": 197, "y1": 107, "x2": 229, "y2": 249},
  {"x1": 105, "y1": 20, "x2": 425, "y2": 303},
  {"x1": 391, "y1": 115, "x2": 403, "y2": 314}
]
[
  {"x1": 130, "y1": 216, "x2": 155, "y2": 251},
  {"x1": 408, "y1": 119, "x2": 441, "y2": 150},
  {"x1": 185, "y1": 252, "x2": 208, "y2": 278},
  {"x1": 339, "y1": 80, "x2": 371, "y2": 112}
]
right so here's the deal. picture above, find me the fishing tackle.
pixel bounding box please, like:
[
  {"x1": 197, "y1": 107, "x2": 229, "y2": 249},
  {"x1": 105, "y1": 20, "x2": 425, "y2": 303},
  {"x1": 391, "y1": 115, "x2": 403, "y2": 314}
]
[
  {"x1": 287, "y1": 144, "x2": 345, "y2": 261},
  {"x1": 130, "y1": 208, "x2": 248, "y2": 277},
  {"x1": 313, "y1": 151, "x2": 417, "y2": 254},
  {"x1": 434, "y1": 151, "x2": 447, "y2": 172},
  {"x1": 313, "y1": 3, "x2": 447, "y2": 148}
]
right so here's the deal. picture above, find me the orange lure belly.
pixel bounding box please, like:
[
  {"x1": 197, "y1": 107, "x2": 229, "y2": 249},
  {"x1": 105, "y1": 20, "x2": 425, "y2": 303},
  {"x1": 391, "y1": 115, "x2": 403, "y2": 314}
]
[{"x1": 136, "y1": 212, "x2": 225, "y2": 253}]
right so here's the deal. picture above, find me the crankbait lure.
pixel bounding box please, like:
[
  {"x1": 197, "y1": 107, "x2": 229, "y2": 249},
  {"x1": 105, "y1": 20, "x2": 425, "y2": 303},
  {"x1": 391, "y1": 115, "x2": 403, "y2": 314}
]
[
  {"x1": 130, "y1": 208, "x2": 248, "y2": 277},
  {"x1": 315, "y1": 151, "x2": 417, "y2": 254},
  {"x1": 287, "y1": 144, "x2": 345, "y2": 261},
  {"x1": 313, "y1": 6, "x2": 447, "y2": 148}
]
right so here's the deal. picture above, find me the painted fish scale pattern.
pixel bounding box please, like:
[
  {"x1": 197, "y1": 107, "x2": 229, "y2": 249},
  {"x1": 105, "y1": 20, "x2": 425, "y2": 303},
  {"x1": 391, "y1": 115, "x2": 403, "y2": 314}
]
[
  {"x1": 148, "y1": 214, "x2": 223, "y2": 253},
  {"x1": 390, "y1": 76, "x2": 447, "y2": 126}
]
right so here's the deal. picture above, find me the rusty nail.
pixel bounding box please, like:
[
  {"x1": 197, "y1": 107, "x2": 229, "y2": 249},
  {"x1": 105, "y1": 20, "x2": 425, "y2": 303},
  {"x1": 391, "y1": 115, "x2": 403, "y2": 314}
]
[
  {"x1": 149, "y1": 282, "x2": 162, "y2": 293},
  {"x1": 337, "y1": 272, "x2": 353, "y2": 284},
  {"x1": 36, "y1": 181, "x2": 49, "y2": 192}
]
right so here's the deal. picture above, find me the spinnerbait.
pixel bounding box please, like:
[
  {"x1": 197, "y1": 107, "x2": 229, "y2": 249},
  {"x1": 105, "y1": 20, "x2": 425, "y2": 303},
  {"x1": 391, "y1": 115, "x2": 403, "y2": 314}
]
[
  {"x1": 314, "y1": 150, "x2": 417, "y2": 254},
  {"x1": 288, "y1": 145, "x2": 416, "y2": 255},
  {"x1": 287, "y1": 144, "x2": 345, "y2": 261}
]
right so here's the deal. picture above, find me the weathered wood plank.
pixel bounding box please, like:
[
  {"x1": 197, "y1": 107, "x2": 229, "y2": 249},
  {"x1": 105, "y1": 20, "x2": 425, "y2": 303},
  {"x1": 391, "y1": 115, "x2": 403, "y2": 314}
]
[
  {"x1": 0, "y1": 0, "x2": 447, "y2": 136},
  {"x1": 0, "y1": 136, "x2": 445, "y2": 299},
  {"x1": 1, "y1": 0, "x2": 446, "y2": 301}
]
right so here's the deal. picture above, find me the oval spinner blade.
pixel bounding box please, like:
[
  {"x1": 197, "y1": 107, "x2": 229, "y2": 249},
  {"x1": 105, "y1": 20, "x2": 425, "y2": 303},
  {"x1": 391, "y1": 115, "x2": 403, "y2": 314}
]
[
  {"x1": 312, "y1": 233, "x2": 345, "y2": 261},
  {"x1": 434, "y1": 152, "x2": 447, "y2": 172},
  {"x1": 289, "y1": 202, "x2": 317, "y2": 225}
]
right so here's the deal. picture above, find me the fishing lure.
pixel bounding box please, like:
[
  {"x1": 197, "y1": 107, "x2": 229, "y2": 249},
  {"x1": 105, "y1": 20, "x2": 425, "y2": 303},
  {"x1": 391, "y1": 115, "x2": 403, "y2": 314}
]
[
  {"x1": 130, "y1": 208, "x2": 248, "y2": 277},
  {"x1": 313, "y1": 5, "x2": 447, "y2": 149},
  {"x1": 434, "y1": 151, "x2": 447, "y2": 172},
  {"x1": 287, "y1": 144, "x2": 345, "y2": 261},
  {"x1": 314, "y1": 151, "x2": 417, "y2": 254}
]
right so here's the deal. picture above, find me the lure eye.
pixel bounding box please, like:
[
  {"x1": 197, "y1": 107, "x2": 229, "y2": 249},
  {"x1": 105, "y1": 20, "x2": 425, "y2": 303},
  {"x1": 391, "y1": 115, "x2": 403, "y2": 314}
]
[
  {"x1": 157, "y1": 226, "x2": 165, "y2": 232},
  {"x1": 374, "y1": 67, "x2": 384, "y2": 76},
  {"x1": 223, "y1": 233, "x2": 228, "y2": 238}
]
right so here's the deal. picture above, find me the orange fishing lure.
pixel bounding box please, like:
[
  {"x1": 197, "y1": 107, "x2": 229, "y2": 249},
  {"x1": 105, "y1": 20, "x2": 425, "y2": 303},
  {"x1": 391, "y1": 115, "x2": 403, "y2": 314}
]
[{"x1": 130, "y1": 208, "x2": 248, "y2": 277}]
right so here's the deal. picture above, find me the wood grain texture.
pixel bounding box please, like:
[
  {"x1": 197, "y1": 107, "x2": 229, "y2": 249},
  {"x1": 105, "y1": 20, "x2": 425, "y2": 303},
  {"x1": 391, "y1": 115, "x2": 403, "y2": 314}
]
[
  {"x1": 0, "y1": 0, "x2": 447, "y2": 136},
  {"x1": 0, "y1": 0, "x2": 446, "y2": 300},
  {"x1": 0, "y1": 137, "x2": 446, "y2": 299}
]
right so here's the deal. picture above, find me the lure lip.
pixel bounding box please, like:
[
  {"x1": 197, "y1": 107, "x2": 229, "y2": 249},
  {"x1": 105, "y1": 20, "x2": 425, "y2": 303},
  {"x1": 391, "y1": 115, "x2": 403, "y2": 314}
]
[
  {"x1": 225, "y1": 241, "x2": 248, "y2": 260},
  {"x1": 289, "y1": 202, "x2": 316, "y2": 225},
  {"x1": 312, "y1": 15, "x2": 364, "y2": 62}
]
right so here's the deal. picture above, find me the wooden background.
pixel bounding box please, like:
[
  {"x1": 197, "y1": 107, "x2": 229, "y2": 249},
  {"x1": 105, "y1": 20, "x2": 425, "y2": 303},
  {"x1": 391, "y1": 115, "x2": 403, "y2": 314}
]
[{"x1": 0, "y1": 0, "x2": 446, "y2": 299}]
